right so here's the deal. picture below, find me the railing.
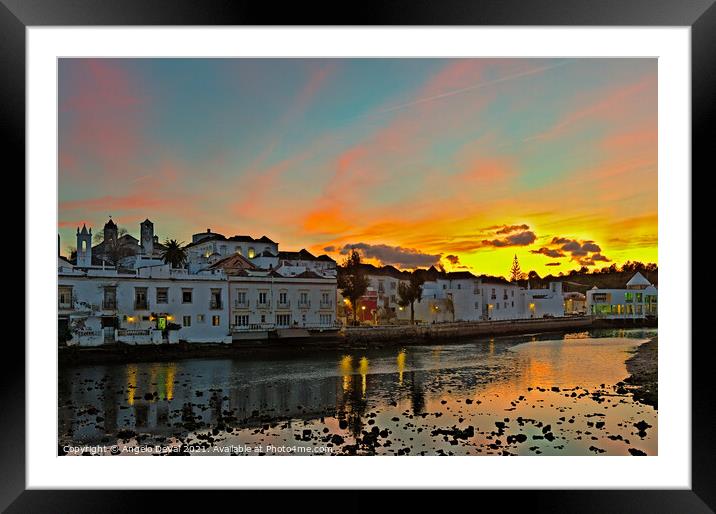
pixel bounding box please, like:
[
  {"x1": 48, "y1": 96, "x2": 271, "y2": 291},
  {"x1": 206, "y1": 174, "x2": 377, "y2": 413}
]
[
  {"x1": 320, "y1": 301, "x2": 333, "y2": 309},
  {"x1": 256, "y1": 301, "x2": 271, "y2": 309},
  {"x1": 74, "y1": 329, "x2": 102, "y2": 337},
  {"x1": 118, "y1": 329, "x2": 151, "y2": 336},
  {"x1": 298, "y1": 301, "x2": 311, "y2": 309},
  {"x1": 277, "y1": 300, "x2": 291, "y2": 308},
  {"x1": 234, "y1": 300, "x2": 249, "y2": 309},
  {"x1": 232, "y1": 323, "x2": 276, "y2": 332}
]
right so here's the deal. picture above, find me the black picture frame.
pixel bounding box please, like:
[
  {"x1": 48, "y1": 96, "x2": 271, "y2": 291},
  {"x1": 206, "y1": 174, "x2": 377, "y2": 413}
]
[{"x1": 5, "y1": 0, "x2": 711, "y2": 511}]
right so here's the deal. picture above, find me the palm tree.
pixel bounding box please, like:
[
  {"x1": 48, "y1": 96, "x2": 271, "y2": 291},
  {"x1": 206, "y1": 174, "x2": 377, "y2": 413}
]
[{"x1": 160, "y1": 239, "x2": 187, "y2": 268}]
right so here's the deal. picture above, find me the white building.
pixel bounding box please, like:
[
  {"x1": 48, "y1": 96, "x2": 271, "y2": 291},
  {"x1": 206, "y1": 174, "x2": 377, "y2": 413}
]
[
  {"x1": 60, "y1": 220, "x2": 339, "y2": 346},
  {"x1": 355, "y1": 268, "x2": 566, "y2": 324},
  {"x1": 586, "y1": 272, "x2": 658, "y2": 319},
  {"x1": 58, "y1": 264, "x2": 231, "y2": 347},
  {"x1": 208, "y1": 254, "x2": 338, "y2": 338}
]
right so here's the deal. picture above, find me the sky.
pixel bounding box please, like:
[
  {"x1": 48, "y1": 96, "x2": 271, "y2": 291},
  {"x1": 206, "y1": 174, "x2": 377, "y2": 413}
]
[{"x1": 58, "y1": 58, "x2": 657, "y2": 277}]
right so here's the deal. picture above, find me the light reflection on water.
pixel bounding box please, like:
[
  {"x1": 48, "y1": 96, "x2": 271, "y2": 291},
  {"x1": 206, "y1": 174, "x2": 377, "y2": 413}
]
[{"x1": 59, "y1": 328, "x2": 657, "y2": 456}]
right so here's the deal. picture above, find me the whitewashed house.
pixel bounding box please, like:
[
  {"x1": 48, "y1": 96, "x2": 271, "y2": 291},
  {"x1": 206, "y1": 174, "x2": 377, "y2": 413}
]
[
  {"x1": 208, "y1": 253, "x2": 338, "y2": 339},
  {"x1": 586, "y1": 272, "x2": 658, "y2": 319},
  {"x1": 60, "y1": 220, "x2": 338, "y2": 346},
  {"x1": 522, "y1": 282, "x2": 566, "y2": 319},
  {"x1": 59, "y1": 260, "x2": 232, "y2": 346}
]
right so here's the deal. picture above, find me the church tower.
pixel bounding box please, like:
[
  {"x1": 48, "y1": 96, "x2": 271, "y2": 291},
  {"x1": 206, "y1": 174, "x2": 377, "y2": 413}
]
[
  {"x1": 76, "y1": 224, "x2": 92, "y2": 267},
  {"x1": 103, "y1": 217, "x2": 118, "y2": 245},
  {"x1": 140, "y1": 218, "x2": 154, "y2": 256}
]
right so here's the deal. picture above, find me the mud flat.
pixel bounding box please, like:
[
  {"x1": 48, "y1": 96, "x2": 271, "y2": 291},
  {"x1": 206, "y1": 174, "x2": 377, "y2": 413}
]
[{"x1": 624, "y1": 337, "x2": 658, "y2": 409}]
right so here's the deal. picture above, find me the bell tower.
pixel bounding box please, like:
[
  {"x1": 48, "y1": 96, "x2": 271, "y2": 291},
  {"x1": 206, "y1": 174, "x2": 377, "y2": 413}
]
[
  {"x1": 140, "y1": 218, "x2": 154, "y2": 255},
  {"x1": 76, "y1": 224, "x2": 92, "y2": 267}
]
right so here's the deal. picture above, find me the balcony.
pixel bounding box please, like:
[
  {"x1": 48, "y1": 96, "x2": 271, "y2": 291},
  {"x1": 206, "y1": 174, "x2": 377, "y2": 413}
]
[
  {"x1": 490, "y1": 295, "x2": 497, "y2": 300},
  {"x1": 277, "y1": 300, "x2": 291, "y2": 309},
  {"x1": 320, "y1": 301, "x2": 333, "y2": 309},
  {"x1": 298, "y1": 300, "x2": 311, "y2": 309},
  {"x1": 256, "y1": 300, "x2": 271, "y2": 309},
  {"x1": 234, "y1": 300, "x2": 249, "y2": 309}
]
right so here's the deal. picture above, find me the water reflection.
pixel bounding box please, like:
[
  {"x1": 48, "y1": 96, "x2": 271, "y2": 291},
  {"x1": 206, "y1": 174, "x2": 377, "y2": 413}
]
[{"x1": 59, "y1": 328, "x2": 657, "y2": 456}]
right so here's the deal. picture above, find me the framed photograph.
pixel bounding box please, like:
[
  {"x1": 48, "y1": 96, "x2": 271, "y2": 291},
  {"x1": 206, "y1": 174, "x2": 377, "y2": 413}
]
[{"x1": 8, "y1": 0, "x2": 712, "y2": 510}]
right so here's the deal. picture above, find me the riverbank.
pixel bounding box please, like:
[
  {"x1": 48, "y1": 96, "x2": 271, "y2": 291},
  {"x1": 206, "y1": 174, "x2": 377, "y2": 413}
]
[
  {"x1": 58, "y1": 317, "x2": 656, "y2": 367},
  {"x1": 624, "y1": 336, "x2": 658, "y2": 409}
]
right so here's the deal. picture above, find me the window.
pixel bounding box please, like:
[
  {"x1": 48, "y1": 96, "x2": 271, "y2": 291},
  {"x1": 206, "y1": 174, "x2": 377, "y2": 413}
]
[
  {"x1": 210, "y1": 289, "x2": 222, "y2": 309},
  {"x1": 102, "y1": 286, "x2": 117, "y2": 309},
  {"x1": 475, "y1": 302, "x2": 480, "y2": 309},
  {"x1": 276, "y1": 314, "x2": 291, "y2": 327},
  {"x1": 279, "y1": 291, "x2": 288, "y2": 305},
  {"x1": 378, "y1": 281, "x2": 384, "y2": 293},
  {"x1": 236, "y1": 290, "x2": 247, "y2": 306},
  {"x1": 234, "y1": 314, "x2": 249, "y2": 326},
  {"x1": 491, "y1": 288, "x2": 496, "y2": 300},
  {"x1": 183, "y1": 315, "x2": 191, "y2": 327},
  {"x1": 197, "y1": 314, "x2": 205, "y2": 323},
  {"x1": 58, "y1": 286, "x2": 73, "y2": 309},
  {"x1": 134, "y1": 287, "x2": 148, "y2": 310},
  {"x1": 212, "y1": 315, "x2": 221, "y2": 326},
  {"x1": 248, "y1": 247, "x2": 255, "y2": 258},
  {"x1": 511, "y1": 290, "x2": 514, "y2": 297},
  {"x1": 635, "y1": 293, "x2": 643, "y2": 303},
  {"x1": 457, "y1": 284, "x2": 461, "y2": 290},
  {"x1": 156, "y1": 287, "x2": 168, "y2": 304},
  {"x1": 511, "y1": 301, "x2": 514, "y2": 308},
  {"x1": 258, "y1": 291, "x2": 268, "y2": 305},
  {"x1": 625, "y1": 292, "x2": 634, "y2": 303},
  {"x1": 390, "y1": 282, "x2": 396, "y2": 290},
  {"x1": 496, "y1": 303, "x2": 500, "y2": 310},
  {"x1": 182, "y1": 289, "x2": 193, "y2": 303},
  {"x1": 504, "y1": 302, "x2": 508, "y2": 309},
  {"x1": 320, "y1": 313, "x2": 332, "y2": 325},
  {"x1": 260, "y1": 314, "x2": 266, "y2": 323},
  {"x1": 442, "y1": 284, "x2": 446, "y2": 290},
  {"x1": 299, "y1": 291, "x2": 309, "y2": 307},
  {"x1": 592, "y1": 293, "x2": 608, "y2": 303}
]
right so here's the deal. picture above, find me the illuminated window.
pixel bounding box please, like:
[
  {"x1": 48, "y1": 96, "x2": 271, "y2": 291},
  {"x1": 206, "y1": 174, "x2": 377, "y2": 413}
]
[
  {"x1": 212, "y1": 315, "x2": 221, "y2": 326},
  {"x1": 197, "y1": 314, "x2": 205, "y2": 323},
  {"x1": 248, "y1": 247, "x2": 255, "y2": 258},
  {"x1": 625, "y1": 292, "x2": 634, "y2": 303}
]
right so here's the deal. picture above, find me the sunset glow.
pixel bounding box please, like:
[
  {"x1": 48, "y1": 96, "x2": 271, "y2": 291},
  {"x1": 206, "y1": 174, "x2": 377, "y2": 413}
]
[{"x1": 58, "y1": 58, "x2": 657, "y2": 277}]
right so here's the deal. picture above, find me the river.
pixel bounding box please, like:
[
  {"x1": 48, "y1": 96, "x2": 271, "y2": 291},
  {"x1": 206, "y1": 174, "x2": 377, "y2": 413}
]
[{"x1": 58, "y1": 328, "x2": 657, "y2": 456}]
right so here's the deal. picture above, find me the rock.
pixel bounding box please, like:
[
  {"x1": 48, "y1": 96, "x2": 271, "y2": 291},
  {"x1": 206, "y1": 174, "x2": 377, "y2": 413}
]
[{"x1": 628, "y1": 448, "x2": 647, "y2": 456}]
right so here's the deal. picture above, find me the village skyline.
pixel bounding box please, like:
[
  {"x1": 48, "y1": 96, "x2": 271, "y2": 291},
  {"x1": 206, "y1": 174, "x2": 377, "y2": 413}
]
[{"x1": 58, "y1": 58, "x2": 657, "y2": 277}]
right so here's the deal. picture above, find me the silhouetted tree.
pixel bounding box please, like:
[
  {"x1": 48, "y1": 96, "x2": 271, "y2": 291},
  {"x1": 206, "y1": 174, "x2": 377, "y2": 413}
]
[
  {"x1": 337, "y1": 250, "x2": 370, "y2": 325},
  {"x1": 510, "y1": 254, "x2": 525, "y2": 282},
  {"x1": 160, "y1": 239, "x2": 187, "y2": 268},
  {"x1": 398, "y1": 272, "x2": 424, "y2": 324}
]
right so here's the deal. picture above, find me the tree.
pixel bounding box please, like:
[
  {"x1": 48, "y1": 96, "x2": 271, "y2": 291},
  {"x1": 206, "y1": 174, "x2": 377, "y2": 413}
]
[
  {"x1": 397, "y1": 272, "x2": 424, "y2": 324},
  {"x1": 102, "y1": 236, "x2": 134, "y2": 268},
  {"x1": 510, "y1": 254, "x2": 525, "y2": 282},
  {"x1": 160, "y1": 239, "x2": 188, "y2": 268},
  {"x1": 445, "y1": 295, "x2": 455, "y2": 322},
  {"x1": 337, "y1": 250, "x2": 370, "y2": 326}
]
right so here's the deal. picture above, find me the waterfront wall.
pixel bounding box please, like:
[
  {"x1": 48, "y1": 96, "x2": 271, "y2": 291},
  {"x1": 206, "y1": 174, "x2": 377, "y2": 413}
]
[{"x1": 341, "y1": 317, "x2": 594, "y2": 344}]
